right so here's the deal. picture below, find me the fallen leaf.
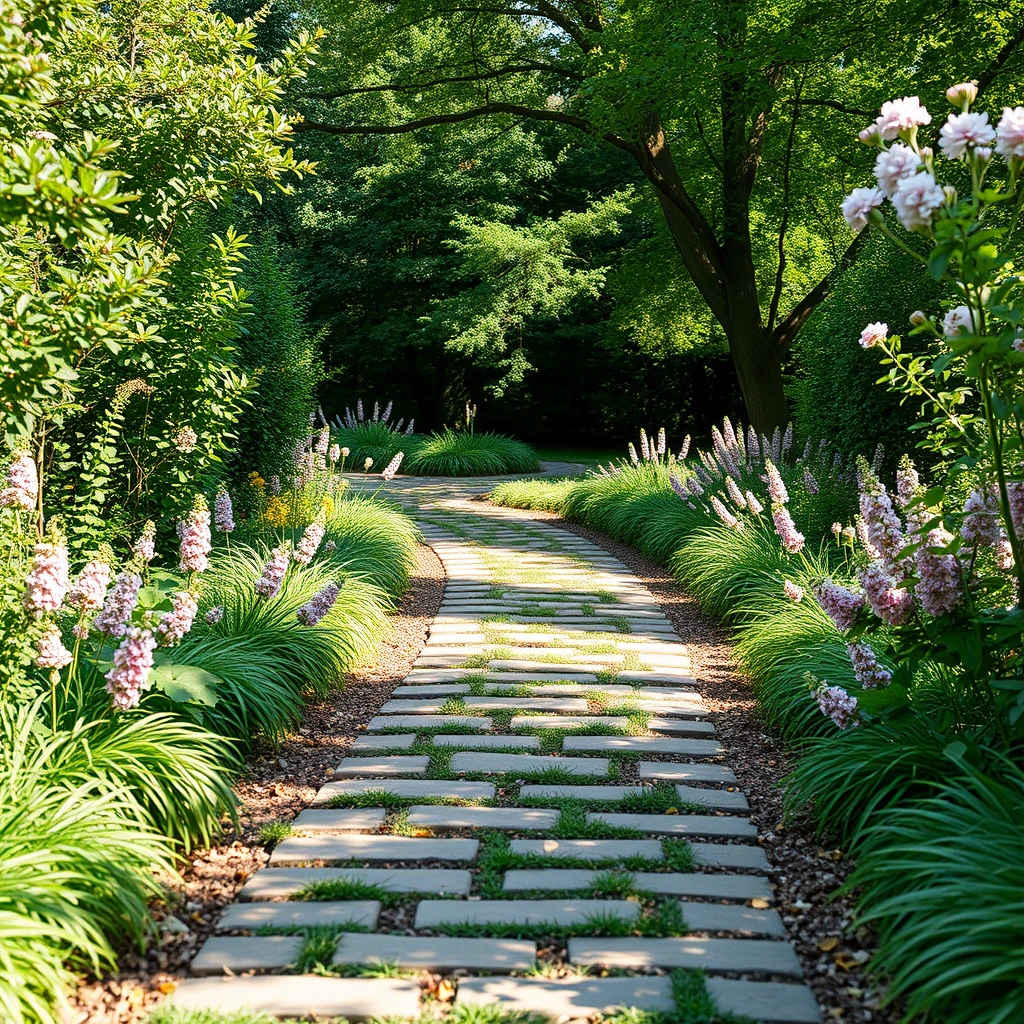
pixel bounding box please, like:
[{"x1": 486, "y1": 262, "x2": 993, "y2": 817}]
[
  {"x1": 127, "y1": 987, "x2": 145, "y2": 1010},
  {"x1": 749, "y1": 898, "x2": 770, "y2": 910},
  {"x1": 664, "y1": 807, "x2": 679, "y2": 815},
  {"x1": 436, "y1": 979, "x2": 455, "y2": 1002},
  {"x1": 157, "y1": 983, "x2": 177, "y2": 996},
  {"x1": 834, "y1": 952, "x2": 861, "y2": 971},
  {"x1": 410, "y1": 828, "x2": 434, "y2": 837},
  {"x1": 818, "y1": 936, "x2": 840, "y2": 952}
]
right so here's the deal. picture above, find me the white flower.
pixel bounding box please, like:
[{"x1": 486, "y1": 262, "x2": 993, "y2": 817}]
[
  {"x1": 858, "y1": 122, "x2": 884, "y2": 146},
  {"x1": 876, "y1": 96, "x2": 932, "y2": 140},
  {"x1": 909, "y1": 310, "x2": 928, "y2": 325},
  {"x1": 995, "y1": 107, "x2": 1024, "y2": 160},
  {"x1": 946, "y1": 82, "x2": 978, "y2": 107},
  {"x1": 942, "y1": 305, "x2": 974, "y2": 337},
  {"x1": 938, "y1": 111, "x2": 995, "y2": 160},
  {"x1": 874, "y1": 144, "x2": 921, "y2": 198},
  {"x1": 841, "y1": 186, "x2": 885, "y2": 230},
  {"x1": 892, "y1": 171, "x2": 945, "y2": 231},
  {"x1": 860, "y1": 322, "x2": 888, "y2": 349}
]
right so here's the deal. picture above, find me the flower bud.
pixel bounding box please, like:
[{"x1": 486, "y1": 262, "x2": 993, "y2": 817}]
[
  {"x1": 945, "y1": 81, "x2": 978, "y2": 108},
  {"x1": 858, "y1": 121, "x2": 884, "y2": 146},
  {"x1": 909, "y1": 310, "x2": 928, "y2": 326},
  {"x1": 943, "y1": 184, "x2": 958, "y2": 205},
  {"x1": 975, "y1": 145, "x2": 993, "y2": 162}
]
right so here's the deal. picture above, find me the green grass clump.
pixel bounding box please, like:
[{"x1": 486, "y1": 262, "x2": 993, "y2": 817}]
[
  {"x1": 331, "y1": 419, "x2": 420, "y2": 471},
  {"x1": 257, "y1": 819, "x2": 294, "y2": 846},
  {"x1": 405, "y1": 430, "x2": 539, "y2": 477},
  {"x1": 490, "y1": 478, "x2": 576, "y2": 512}
]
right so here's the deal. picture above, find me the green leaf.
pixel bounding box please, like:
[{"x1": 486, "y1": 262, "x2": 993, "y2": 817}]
[{"x1": 148, "y1": 660, "x2": 221, "y2": 706}]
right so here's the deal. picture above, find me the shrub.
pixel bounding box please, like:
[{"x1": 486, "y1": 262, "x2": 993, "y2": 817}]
[
  {"x1": 404, "y1": 429, "x2": 539, "y2": 476},
  {"x1": 330, "y1": 400, "x2": 417, "y2": 472}
]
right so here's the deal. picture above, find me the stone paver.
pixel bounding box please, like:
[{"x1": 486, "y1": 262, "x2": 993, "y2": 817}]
[
  {"x1": 312, "y1": 779, "x2": 494, "y2": 803},
  {"x1": 465, "y1": 696, "x2": 589, "y2": 711},
  {"x1": 639, "y1": 761, "x2": 738, "y2": 783},
  {"x1": 502, "y1": 870, "x2": 772, "y2": 901},
  {"x1": 415, "y1": 899, "x2": 642, "y2": 929},
  {"x1": 269, "y1": 835, "x2": 478, "y2": 865},
  {"x1": 691, "y1": 842, "x2": 771, "y2": 870},
  {"x1": 450, "y1": 752, "x2": 610, "y2": 776},
  {"x1": 706, "y1": 979, "x2": 822, "y2": 1023},
  {"x1": 366, "y1": 715, "x2": 492, "y2": 731},
  {"x1": 239, "y1": 867, "x2": 472, "y2": 899},
  {"x1": 352, "y1": 733, "x2": 418, "y2": 750},
  {"x1": 510, "y1": 838, "x2": 663, "y2": 861},
  {"x1": 563, "y1": 736, "x2": 724, "y2": 756},
  {"x1": 333, "y1": 756, "x2": 429, "y2": 777},
  {"x1": 334, "y1": 934, "x2": 536, "y2": 971},
  {"x1": 510, "y1": 715, "x2": 629, "y2": 730},
  {"x1": 456, "y1": 976, "x2": 675, "y2": 1016},
  {"x1": 433, "y1": 732, "x2": 541, "y2": 749},
  {"x1": 191, "y1": 936, "x2": 301, "y2": 976},
  {"x1": 217, "y1": 900, "x2": 380, "y2": 931},
  {"x1": 569, "y1": 936, "x2": 803, "y2": 975},
  {"x1": 518, "y1": 784, "x2": 646, "y2": 801},
  {"x1": 587, "y1": 812, "x2": 757, "y2": 838},
  {"x1": 292, "y1": 808, "x2": 387, "y2": 831},
  {"x1": 674, "y1": 785, "x2": 750, "y2": 812},
  {"x1": 407, "y1": 806, "x2": 559, "y2": 830}
]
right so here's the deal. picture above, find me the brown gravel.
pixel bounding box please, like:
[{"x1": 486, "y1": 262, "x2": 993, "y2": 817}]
[
  {"x1": 495, "y1": 503, "x2": 896, "y2": 1024},
  {"x1": 68, "y1": 542, "x2": 445, "y2": 1024}
]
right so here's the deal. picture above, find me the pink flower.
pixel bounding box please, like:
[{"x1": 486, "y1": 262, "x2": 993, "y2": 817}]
[
  {"x1": 173, "y1": 427, "x2": 198, "y2": 453},
  {"x1": 256, "y1": 544, "x2": 291, "y2": 598},
  {"x1": 328, "y1": 443, "x2": 341, "y2": 463},
  {"x1": 36, "y1": 623, "x2": 72, "y2": 670},
  {"x1": 859, "y1": 322, "x2": 888, "y2": 349},
  {"x1": 841, "y1": 186, "x2": 885, "y2": 230},
  {"x1": 105, "y1": 625, "x2": 157, "y2": 711},
  {"x1": 268, "y1": 474, "x2": 281, "y2": 495},
  {"x1": 962, "y1": 488, "x2": 1001, "y2": 546},
  {"x1": 946, "y1": 82, "x2": 978, "y2": 107},
  {"x1": 1007, "y1": 482, "x2": 1024, "y2": 537},
  {"x1": 294, "y1": 521, "x2": 325, "y2": 564},
  {"x1": 831, "y1": 522, "x2": 843, "y2": 541},
  {"x1": 892, "y1": 171, "x2": 945, "y2": 231},
  {"x1": 896, "y1": 455, "x2": 920, "y2": 508},
  {"x1": 297, "y1": 582, "x2": 341, "y2": 625},
  {"x1": 847, "y1": 641, "x2": 892, "y2": 689},
  {"x1": 995, "y1": 107, "x2": 1024, "y2": 160},
  {"x1": 938, "y1": 111, "x2": 994, "y2": 160},
  {"x1": 745, "y1": 491, "x2": 764, "y2": 515},
  {"x1": 813, "y1": 578, "x2": 865, "y2": 632},
  {"x1": 178, "y1": 496, "x2": 212, "y2": 574},
  {"x1": 628, "y1": 443, "x2": 639, "y2": 465},
  {"x1": 315, "y1": 427, "x2": 330, "y2": 455},
  {"x1": 214, "y1": 488, "x2": 235, "y2": 533},
  {"x1": 205, "y1": 605, "x2": 224, "y2": 625},
  {"x1": 132, "y1": 521, "x2": 157, "y2": 563},
  {"x1": 382, "y1": 452, "x2": 404, "y2": 481},
  {"x1": 710, "y1": 496, "x2": 742, "y2": 530},
  {"x1": 784, "y1": 580, "x2": 804, "y2": 602},
  {"x1": 860, "y1": 560, "x2": 915, "y2": 625},
  {"x1": 942, "y1": 305, "x2": 974, "y2": 337},
  {"x1": 23, "y1": 538, "x2": 69, "y2": 617},
  {"x1": 0, "y1": 452, "x2": 38, "y2": 510},
  {"x1": 67, "y1": 559, "x2": 111, "y2": 612},
  {"x1": 656, "y1": 427, "x2": 667, "y2": 456},
  {"x1": 724, "y1": 477, "x2": 746, "y2": 507},
  {"x1": 764, "y1": 458, "x2": 789, "y2": 505},
  {"x1": 876, "y1": 96, "x2": 932, "y2": 140},
  {"x1": 803, "y1": 469, "x2": 819, "y2": 496},
  {"x1": 156, "y1": 591, "x2": 199, "y2": 647},
  {"x1": 813, "y1": 680, "x2": 860, "y2": 729},
  {"x1": 858, "y1": 460, "x2": 906, "y2": 571},
  {"x1": 746, "y1": 427, "x2": 760, "y2": 461},
  {"x1": 915, "y1": 528, "x2": 962, "y2": 617},
  {"x1": 94, "y1": 571, "x2": 142, "y2": 638},
  {"x1": 772, "y1": 504, "x2": 805, "y2": 554},
  {"x1": 711, "y1": 426, "x2": 740, "y2": 477}
]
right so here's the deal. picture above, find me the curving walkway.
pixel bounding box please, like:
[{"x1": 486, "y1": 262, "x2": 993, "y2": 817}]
[{"x1": 168, "y1": 473, "x2": 820, "y2": 1023}]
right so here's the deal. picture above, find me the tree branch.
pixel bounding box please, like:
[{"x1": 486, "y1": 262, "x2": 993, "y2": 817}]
[
  {"x1": 976, "y1": 16, "x2": 1024, "y2": 99},
  {"x1": 786, "y1": 97, "x2": 872, "y2": 117},
  {"x1": 767, "y1": 76, "x2": 803, "y2": 335}
]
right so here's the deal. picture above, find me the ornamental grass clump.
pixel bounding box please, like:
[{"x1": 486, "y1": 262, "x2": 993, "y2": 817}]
[
  {"x1": 404, "y1": 428, "x2": 538, "y2": 476},
  {"x1": 331, "y1": 398, "x2": 418, "y2": 471}
]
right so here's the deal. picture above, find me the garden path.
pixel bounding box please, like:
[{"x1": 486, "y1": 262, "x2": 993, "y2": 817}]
[{"x1": 169, "y1": 469, "x2": 821, "y2": 1023}]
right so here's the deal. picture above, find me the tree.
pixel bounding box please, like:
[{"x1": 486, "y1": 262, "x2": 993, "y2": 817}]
[{"x1": 291, "y1": 0, "x2": 1024, "y2": 431}]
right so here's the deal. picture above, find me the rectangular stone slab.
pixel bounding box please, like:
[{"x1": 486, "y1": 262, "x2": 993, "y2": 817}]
[
  {"x1": 269, "y1": 834, "x2": 479, "y2": 865},
  {"x1": 312, "y1": 780, "x2": 495, "y2": 804},
  {"x1": 474, "y1": 670, "x2": 601, "y2": 684},
  {"x1": 450, "y1": 752, "x2": 610, "y2": 777},
  {"x1": 415, "y1": 898, "x2": 642, "y2": 929},
  {"x1": 488, "y1": 660, "x2": 610, "y2": 674},
  {"x1": 648, "y1": 716, "x2": 716, "y2": 732},
  {"x1": 217, "y1": 900, "x2": 381, "y2": 931},
  {"x1": 191, "y1": 935, "x2": 301, "y2": 976},
  {"x1": 519, "y1": 785, "x2": 647, "y2": 802},
  {"x1": 456, "y1": 976, "x2": 675, "y2": 1017},
  {"x1": 169, "y1": 976, "x2": 421, "y2": 1019},
  {"x1": 569, "y1": 936, "x2": 803, "y2": 975},
  {"x1": 691, "y1": 843, "x2": 771, "y2": 870},
  {"x1": 433, "y1": 733, "x2": 541, "y2": 749},
  {"x1": 333, "y1": 756, "x2": 429, "y2": 778},
  {"x1": 351, "y1": 734, "x2": 417, "y2": 750},
  {"x1": 502, "y1": 870, "x2": 772, "y2": 901},
  {"x1": 333, "y1": 934, "x2": 536, "y2": 972},
  {"x1": 379, "y1": 699, "x2": 465, "y2": 713},
  {"x1": 510, "y1": 716, "x2": 629, "y2": 731},
  {"x1": 564, "y1": 736, "x2": 724, "y2": 756},
  {"x1": 393, "y1": 684, "x2": 472, "y2": 696},
  {"x1": 675, "y1": 786, "x2": 749, "y2": 812},
  {"x1": 399, "y1": 669, "x2": 476, "y2": 682},
  {"x1": 292, "y1": 808, "x2": 387, "y2": 832},
  {"x1": 464, "y1": 697, "x2": 589, "y2": 711},
  {"x1": 239, "y1": 867, "x2": 472, "y2": 898},
  {"x1": 639, "y1": 762, "x2": 738, "y2": 784},
  {"x1": 705, "y1": 979, "x2": 821, "y2": 1024},
  {"x1": 510, "y1": 839, "x2": 663, "y2": 861},
  {"x1": 408, "y1": 805, "x2": 559, "y2": 830},
  {"x1": 587, "y1": 812, "x2": 757, "y2": 839},
  {"x1": 618, "y1": 671, "x2": 699, "y2": 684},
  {"x1": 678, "y1": 902, "x2": 786, "y2": 937},
  {"x1": 367, "y1": 715, "x2": 492, "y2": 731}
]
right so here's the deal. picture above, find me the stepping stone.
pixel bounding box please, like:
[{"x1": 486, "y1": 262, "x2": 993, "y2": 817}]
[
  {"x1": 705, "y1": 979, "x2": 821, "y2": 1023},
  {"x1": 292, "y1": 808, "x2": 387, "y2": 832},
  {"x1": 510, "y1": 716, "x2": 629, "y2": 730},
  {"x1": 333, "y1": 934, "x2": 536, "y2": 972},
  {"x1": 510, "y1": 839, "x2": 663, "y2": 861},
  {"x1": 352, "y1": 734, "x2": 417, "y2": 750},
  {"x1": 640, "y1": 762, "x2": 738, "y2": 784},
  {"x1": 587, "y1": 812, "x2": 756, "y2": 839},
  {"x1": 433, "y1": 733, "x2": 541, "y2": 749},
  {"x1": 691, "y1": 843, "x2": 771, "y2": 870},
  {"x1": 456, "y1": 976, "x2": 674, "y2": 1016},
  {"x1": 407, "y1": 805, "x2": 559, "y2": 830},
  {"x1": 450, "y1": 752, "x2": 610, "y2": 777},
  {"x1": 489, "y1": 660, "x2": 609, "y2": 674},
  {"x1": 618, "y1": 671, "x2": 698, "y2": 684},
  {"x1": 648, "y1": 718, "x2": 717, "y2": 734},
  {"x1": 564, "y1": 736, "x2": 723, "y2": 756},
  {"x1": 313, "y1": 780, "x2": 495, "y2": 804},
  {"x1": 502, "y1": 871, "x2": 772, "y2": 901},
  {"x1": 333, "y1": 756, "x2": 429, "y2": 778},
  {"x1": 217, "y1": 901, "x2": 380, "y2": 931},
  {"x1": 465, "y1": 697, "x2": 589, "y2": 712},
  {"x1": 379, "y1": 699, "x2": 472, "y2": 713},
  {"x1": 675, "y1": 786, "x2": 749, "y2": 812},
  {"x1": 476, "y1": 671, "x2": 600, "y2": 684},
  {"x1": 415, "y1": 898, "x2": 642, "y2": 929},
  {"x1": 399, "y1": 669, "x2": 476, "y2": 682},
  {"x1": 569, "y1": 936, "x2": 803, "y2": 975},
  {"x1": 269, "y1": 835, "x2": 479, "y2": 865},
  {"x1": 526, "y1": 684, "x2": 636, "y2": 696},
  {"x1": 678, "y1": 902, "x2": 786, "y2": 937},
  {"x1": 367, "y1": 716, "x2": 491, "y2": 731},
  {"x1": 393, "y1": 684, "x2": 471, "y2": 696},
  {"x1": 519, "y1": 785, "x2": 647, "y2": 801},
  {"x1": 169, "y1": 977, "x2": 421, "y2": 1018},
  {"x1": 191, "y1": 935, "x2": 301, "y2": 976}
]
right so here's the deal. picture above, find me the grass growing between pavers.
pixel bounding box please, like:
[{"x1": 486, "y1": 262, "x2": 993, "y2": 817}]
[
  {"x1": 327, "y1": 792, "x2": 496, "y2": 809},
  {"x1": 290, "y1": 878, "x2": 402, "y2": 906},
  {"x1": 516, "y1": 783, "x2": 703, "y2": 817},
  {"x1": 256, "y1": 820, "x2": 294, "y2": 846},
  {"x1": 550, "y1": 801, "x2": 644, "y2": 840}
]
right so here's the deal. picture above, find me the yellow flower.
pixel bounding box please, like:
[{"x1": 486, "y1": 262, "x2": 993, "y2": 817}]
[
  {"x1": 248, "y1": 470, "x2": 266, "y2": 490},
  {"x1": 263, "y1": 495, "x2": 289, "y2": 528},
  {"x1": 321, "y1": 495, "x2": 335, "y2": 517}
]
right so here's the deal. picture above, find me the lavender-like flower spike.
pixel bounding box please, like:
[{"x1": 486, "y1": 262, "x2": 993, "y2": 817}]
[
  {"x1": 105, "y1": 624, "x2": 157, "y2": 711},
  {"x1": 859, "y1": 560, "x2": 915, "y2": 625},
  {"x1": 357, "y1": 399, "x2": 364, "y2": 421},
  {"x1": 724, "y1": 477, "x2": 747, "y2": 508},
  {"x1": 297, "y1": 582, "x2": 341, "y2": 625},
  {"x1": 405, "y1": 419, "x2": 415, "y2": 435},
  {"x1": 711, "y1": 426, "x2": 740, "y2": 477},
  {"x1": 813, "y1": 578, "x2": 865, "y2": 632},
  {"x1": 0, "y1": 452, "x2": 38, "y2": 510},
  {"x1": 746, "y1": 427, "x2": 760, "y2": 462},
  {"x1": 847, "y1": 641, "x2": 892, "y2": 689},
  {"x1": 803, "y1": 469, "x2": 819, "y2": 496},
  {"x1": 214, "y1": 488, "x2": 235, "y2": 533},
  {"x1": 871, "y1": 443, "x2": 885, "y2": 474},
  {"x1": 811, "y1": 677, "x2": 859, "y2": 729},
  {"x1": 382, "y1": 401, "x2": 393, "y2": 422},
  {"x1": 294, "y1": 522, "x2": 326, "y2": 564},
  {"x1": 328, "y1": 444, "x2": 341, "y2": 464},
  {"x1": 800, "y1": 438, "x2": 813, "y2": 463},
  {"x1": 382, "y1": 452, "x2": 404, "y2": 481},
  {"x1": 721, "y1": 418, "x2": 739, "y2": 458},
  {"x1": 372, "y1": 401, "x2": 380, "y2": 422},
  {"x1": 782, "y1": 423, "x2": 794, "y2": 456},
  {"x1": 678, "y1": 435, "x2": 691, "y2": 460},
  {"x1": 24, "y1": 536, "x2": 69, "y2": 617},
  {"x1": 770, "y1": 427, "x2": 782, "y2": 462},
  {"x1": 395, "y1": 419, "x2": 405, "y2": 433},
  {"x1": 764, "y1": 459, "x2": 789, "y2": 505},
  {"x1": 256, "y1": 544, "x2": 291, "y2": 598},
  {"x1": 784, "y1": 580, "x2": 804, "y2": 602},
  {"x1": 268, "y1": 474, "x2": 281, "y2": 495},
  {"x1": 914, "y1": 527, "x2": 963, "y2": 616},
  {"x1": 36, "y1": 623, "x2": 72, "y2": 670},
  {"x1": 94, "y1": 571, "x2": 143, "y2": 638},
  {"x1": 205, "y1": 606, "x2": 224, "y2": 625},
  {"x1": 772, "y1": 504, "x2": 805, "y2": 553},
  {"x1": 656, "y1": 428, "x2": 666, "y2": 457},
  {"x1": 895, "y1": 454, "x2": 920, "y2": 509},
  {"x1": 133, "y1": 521, "x2": 157, "y2": 563},
  {"x1": 178, "y1": 496, "x2": 212, "y2": 574},
  {"x1": 857, "y1": 456, "x2": 906, "y2": 571},
  {"x1": 669, "y1": 474, "x2": 688, "y2": 500},
  {"x1": 628, "y1": 443, "x2": 639, "y2": 466},
  {"x1": 639, "y1": 429, "x2": 650, "y2": 462},
  {"x1": 745, "y1": 491, "x2": 764, "y2": 515},
  {"x1": 156, "y1": 591, "x2": 199, "y2": 647},
  {"x1": 68, "y1": 558, "x2": 112, "y2": 612},
  {"x1": 961, "y1": 488, "x2": 1001, "y2": 546},
  {"x1": 710, "y1": 496, "x2": 743, "y2": 530}
]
